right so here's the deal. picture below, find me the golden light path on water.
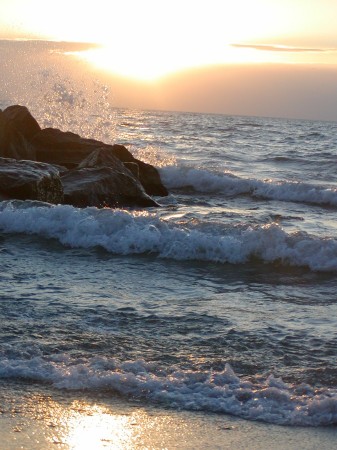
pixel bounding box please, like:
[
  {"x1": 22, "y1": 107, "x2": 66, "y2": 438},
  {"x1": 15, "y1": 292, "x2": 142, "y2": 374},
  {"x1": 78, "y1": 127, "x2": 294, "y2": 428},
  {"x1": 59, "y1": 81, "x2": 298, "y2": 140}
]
[
  {"x1": 34, "y1": 398, "x2": 170, "y2": 449},
  {"x1": 4, "y1": 387, "x2": 337, "y2": 449},
  {"x1": 3, "y1": 390, "x2": 207, "y2": 450},
  {"x1": 60, "y1": 403, "x2": 135, "y2": 449}
]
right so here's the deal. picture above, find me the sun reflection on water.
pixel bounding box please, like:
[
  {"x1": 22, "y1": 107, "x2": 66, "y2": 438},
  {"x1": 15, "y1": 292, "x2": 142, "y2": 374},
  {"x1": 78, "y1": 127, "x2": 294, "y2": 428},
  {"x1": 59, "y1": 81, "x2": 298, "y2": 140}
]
[
  {"x1": 1, "y1": 386, "x2": 234, "y2": 449},
  {"x1": 65, "y1": 404, "x2": 135, "y2": 449},
  {"x1": 50, "y1": 401, "x2": 144, "y2": 450},
  {"x1": 14, "y1": 394, "x2": 146, "y2": 449}
]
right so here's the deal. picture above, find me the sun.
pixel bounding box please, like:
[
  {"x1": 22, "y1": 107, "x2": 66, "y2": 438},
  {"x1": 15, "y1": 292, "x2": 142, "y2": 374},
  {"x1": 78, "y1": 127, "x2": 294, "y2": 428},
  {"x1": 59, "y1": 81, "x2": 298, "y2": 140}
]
[
  {"x1": 55, "y1": 1, "x2": 309, "y2": 81},
  {"x1": 4, "y1": 0, "x2": 334, "y2": 81},
  {"x1": 64, "y1": 1, "x2": 289, "y2": 81},
  {"x1": 73, "y1": 45, "x2": 178, "y2": 82},
  {"x1": 74, "y1": 44, "x2": 267, "y2": 82}
]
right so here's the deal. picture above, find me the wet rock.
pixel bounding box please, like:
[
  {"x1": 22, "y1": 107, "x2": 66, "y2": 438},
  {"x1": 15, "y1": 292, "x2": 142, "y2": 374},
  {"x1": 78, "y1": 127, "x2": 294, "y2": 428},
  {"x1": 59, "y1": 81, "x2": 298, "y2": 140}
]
[
  {"x1": 110, "y1": 144, "x2": 168, "y2": 197},
  {"x1": 3, "y1": 105, "x2": 41, "y2": 141},
  {"x1": 77, "y1": 147, "x2": 130, "y2": 172},
  {"x1": 31, "y1": 128, "x2": 102, "y2": 168},
  {"x1": 62, "y1": 166, "x2": 158, "y2": 208},
  {"x1": 1, "y1": 105, "x2": 168, "y2": 207},
  {"x1": 31, "y1": 128, "x2": 134, "y2": 171},
  {"x1": 61, "y1": 148, "x2": 159, "y2": 208},
  {"x1": 31, "y1": 128, "x2": 168, "y2": 196},
  {"x1": 135, "y1": 159, "x2": 168, "y2": 197},
  {"x1": 0, "y1": 157, "x2": 64, "y2": 203},
  {"x1": 124, "y1": 162, "x2": 140, "y2": 179},
  {"x1": 0, "y1": 111, "x2": 36, "y2": 160}
]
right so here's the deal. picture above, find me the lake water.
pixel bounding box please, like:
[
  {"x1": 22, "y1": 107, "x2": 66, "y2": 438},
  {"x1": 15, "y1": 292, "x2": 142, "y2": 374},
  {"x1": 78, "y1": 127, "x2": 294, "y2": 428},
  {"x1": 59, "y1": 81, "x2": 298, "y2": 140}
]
[{"x1": 1, "y1": 40, "x2": 337, "y2": 428}]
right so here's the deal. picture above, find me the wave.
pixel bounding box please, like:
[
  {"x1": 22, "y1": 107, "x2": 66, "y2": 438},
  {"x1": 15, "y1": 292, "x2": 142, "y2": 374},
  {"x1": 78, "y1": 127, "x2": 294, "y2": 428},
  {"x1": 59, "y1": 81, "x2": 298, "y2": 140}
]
[
  {"x1": 160, "y1": 166, "x2": 337, "y2": 207},
  {"x1": 0, "y1": 201, "x2": 337, "y2": 272},
  {"x1": 0, "y1": 354, "x2": 336, "y2": 426},
  {"x1": 299, "y1": 132, "x2": 326, "y2": 139}
]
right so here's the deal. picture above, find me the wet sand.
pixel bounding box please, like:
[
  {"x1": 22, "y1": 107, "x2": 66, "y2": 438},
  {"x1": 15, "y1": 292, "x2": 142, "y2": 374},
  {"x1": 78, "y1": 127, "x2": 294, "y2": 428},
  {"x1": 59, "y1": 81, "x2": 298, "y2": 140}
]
[{"x1": 1, "y1": 382, "x2": 336, "y2": 450}]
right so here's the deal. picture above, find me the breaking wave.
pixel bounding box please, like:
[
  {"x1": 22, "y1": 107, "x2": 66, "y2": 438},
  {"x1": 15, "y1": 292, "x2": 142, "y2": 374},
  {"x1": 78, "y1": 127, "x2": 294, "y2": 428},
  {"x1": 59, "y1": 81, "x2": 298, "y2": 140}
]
[
  {"x1": 160, "y1": 166, "x2": 337, "y2": 207},
  {"x1": 0, "y1": 354, "x2": 337, "y2": 426},
  {"x1": 0, "y1": 200, "x2": 337, "y2": 272}
]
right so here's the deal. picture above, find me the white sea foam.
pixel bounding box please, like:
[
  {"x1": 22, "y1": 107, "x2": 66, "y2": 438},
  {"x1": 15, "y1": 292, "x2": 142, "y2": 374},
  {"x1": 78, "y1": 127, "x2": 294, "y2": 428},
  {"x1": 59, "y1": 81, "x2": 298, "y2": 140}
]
[
  {"x1": 160, "y1": 166, "x2": 337, "y2": 207},
  {"x1": 0, "y1": 201, "x2": 337, "y2": 271},
  {"x1": 0, "y1": 354, "x2": 336, "y2": 426}
]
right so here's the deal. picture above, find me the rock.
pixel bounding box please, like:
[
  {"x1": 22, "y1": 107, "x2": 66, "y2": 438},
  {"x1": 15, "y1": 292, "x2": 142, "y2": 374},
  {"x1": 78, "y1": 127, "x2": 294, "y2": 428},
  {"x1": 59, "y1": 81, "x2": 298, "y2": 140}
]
[
  {"x1": 0, "y1": 105, "x2": 168, "y2": 207},
  {"x1": 31, "y1": 128, "x2": 101, "y2": 167},
  {"x1": 31, "y1": 128, "x2": 168, "y2": 196},
  {"x1": 0, "y1": 157, "x2": 64, "y2": 203},
  {"x1": 3, "y1": 105, "x2": 41, "y2": 141},
  {"x1": 108, "y1": 143, "x2": 134, "y2": 162},
  {"x1": 0, "y1": 111, "x2": 36, "y2": 160},
  {"x1": 62, "y1": 148, "x2": 160, "y2": 208},
  {"x1": 134, "y1": 160, "x2": 168, "y2": 197},
  {"x1": 109, "y1": 144, "x2": 168, "y2": 197},
  {"x1": 62, "y1": 167, "x2": 159, "y2": 208},
  {"x1": 124, "y1": 162, "x2": 140, "y2": 179},
  {"x1": 77, "y1": 147, "x2": 129, "y2": 172}
]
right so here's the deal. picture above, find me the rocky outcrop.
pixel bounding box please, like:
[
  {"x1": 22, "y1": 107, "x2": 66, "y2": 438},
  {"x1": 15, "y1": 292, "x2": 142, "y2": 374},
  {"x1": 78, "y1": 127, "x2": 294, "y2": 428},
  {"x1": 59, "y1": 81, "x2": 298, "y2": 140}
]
[
  {"x1": 135, "y1": 160, "x2": 168, "y2": 197},
  {"x1": 31, "y1": 128, "x2": 104, "y2": 168},
  {"x1": 3, "y1": 105, "x2": 41, "y2": 141},
  {"x1": 62, "y1": 148, "x2": 158, "y2": 208},
  {"x1": 62, "y1": 167, "x2": 158, "y2": 208},
  {"x1": 0, "y1": 104, "x2": 168, "y2": 208},
  {"x1": 0, "y1": 111, "x2": 36, "y2": 160},
  {"x1": 110, "y1": 144, "x2": 168, "y2": 197},
  {"x1": 0, "y1": 157, "x2": 64, "y2": 203},
  {"x1": 31, "y1": 128, "x2": 168, "y2": 196}
]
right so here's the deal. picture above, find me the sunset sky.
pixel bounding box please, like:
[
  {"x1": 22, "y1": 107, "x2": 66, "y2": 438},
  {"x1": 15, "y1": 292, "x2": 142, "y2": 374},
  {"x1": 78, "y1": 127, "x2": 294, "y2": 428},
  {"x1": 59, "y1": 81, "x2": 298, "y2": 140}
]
[{"x1": 1, "y1": 0, "x2": 337, "y2": 120}]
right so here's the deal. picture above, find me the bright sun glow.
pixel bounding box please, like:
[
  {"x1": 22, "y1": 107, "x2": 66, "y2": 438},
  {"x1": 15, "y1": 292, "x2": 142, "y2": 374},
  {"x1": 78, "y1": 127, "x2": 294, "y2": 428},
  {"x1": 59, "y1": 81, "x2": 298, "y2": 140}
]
[
  {"x1": 73, "y1": 43, "x2": 337, "y2": 82},
  {"x1": 64, "y1": 1, "x2": 294, "y2": 81},
  {"x1": 1, "y1": 0, "x2": 337, "y2": 80},
  {"x1": 73, "y1": 46, "x2": 181, "y2": 81},
  {"x1": 66, "y1": 406, "x2": 135, "y2": 450}
]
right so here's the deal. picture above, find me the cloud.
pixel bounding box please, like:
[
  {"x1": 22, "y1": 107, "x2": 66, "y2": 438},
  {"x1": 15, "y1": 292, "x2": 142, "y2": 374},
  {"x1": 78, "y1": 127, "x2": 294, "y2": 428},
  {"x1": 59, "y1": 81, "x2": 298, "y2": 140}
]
[
  {"x1": 0, "y1": 38, "x2": 98, "y2": 52},
  {"x1": 231, "y1": 43, "x2": 336, "y2": 53}
]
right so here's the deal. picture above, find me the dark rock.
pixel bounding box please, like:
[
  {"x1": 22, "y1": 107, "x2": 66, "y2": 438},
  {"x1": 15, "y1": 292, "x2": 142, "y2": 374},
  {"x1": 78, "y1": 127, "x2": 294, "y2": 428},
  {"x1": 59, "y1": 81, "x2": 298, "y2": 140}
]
[
  {"x1": 124, "y1": 162, "x2": 140, "y2": 179},
  {"x1": 0, "y1": 157, "x2": 64, "y2": 203},
  {"x1": 31, "y1": 128, "x2": 101, "y2": 168},
  {"x1": 31, "y1": 128, "x2": 132, "y2": 170},
  {"x1": 3, "y1": 105, "x2": 41, "y2": 141},
  {"x1": 109, "y1": 143, "x2": 135, "y2": 162},
  {"x1": 77, "y1": 147, "x2": 129, "y2": 172},
  {"x1": 31, "y1": 128, "x2": 168, "y2": 196},
  {"x1": 0, "y1": 111, "x2": 36, "y2": 160},
  {"x1": 135, "y1": 160, "x2": 168, "y2": 197},
  {"x1": 67, "y1": 148, "x2": 159, "y2": 208},
  {"x1": 109, "y1": 144, "x2": 168, "y2": 196},
  {"x1": 0, "y1": 104, "x2": 169, "y2": 209},
  {"x1": 62, "y1": 167, "x2": 158, "y2": 208}
]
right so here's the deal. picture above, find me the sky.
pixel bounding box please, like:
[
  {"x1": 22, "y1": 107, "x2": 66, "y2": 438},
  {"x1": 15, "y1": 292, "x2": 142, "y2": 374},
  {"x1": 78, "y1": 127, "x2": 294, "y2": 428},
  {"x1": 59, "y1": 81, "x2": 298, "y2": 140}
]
[{"x1": 1, "y1": 0, "x2": 337, "y2": 120}]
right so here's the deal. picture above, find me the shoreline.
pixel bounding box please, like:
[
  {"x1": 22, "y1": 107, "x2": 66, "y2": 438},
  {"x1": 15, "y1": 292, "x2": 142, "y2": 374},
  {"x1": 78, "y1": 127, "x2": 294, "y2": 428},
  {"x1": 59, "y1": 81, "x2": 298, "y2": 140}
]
[{"x1": 1, "y1": 382, "x2": 336, "y2": 449}]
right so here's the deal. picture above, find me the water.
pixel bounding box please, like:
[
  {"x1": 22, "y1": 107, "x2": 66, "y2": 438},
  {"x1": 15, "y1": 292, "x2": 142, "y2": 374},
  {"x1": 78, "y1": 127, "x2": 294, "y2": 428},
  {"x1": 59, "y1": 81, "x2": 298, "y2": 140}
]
[{"x1": 1, "y1": 40, "x2": 337, "y2": 427}]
